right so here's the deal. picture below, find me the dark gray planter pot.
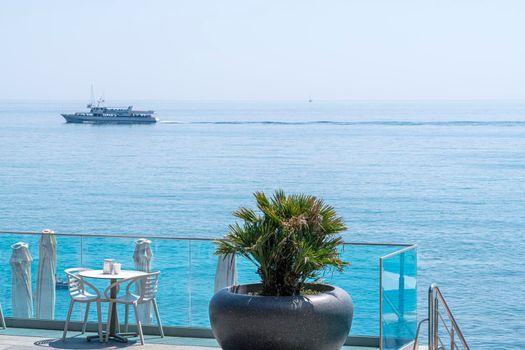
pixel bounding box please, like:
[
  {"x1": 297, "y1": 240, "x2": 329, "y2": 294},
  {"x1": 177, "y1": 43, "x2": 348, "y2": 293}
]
[{"x1": 209, "y1": 283, "x2": 353, "y2": 350}]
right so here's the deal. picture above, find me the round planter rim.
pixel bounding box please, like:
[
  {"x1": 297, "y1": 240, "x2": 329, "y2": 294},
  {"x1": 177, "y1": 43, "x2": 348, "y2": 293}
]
[{"x1": 221, "y1": 282, "x2": 341, "y2": 299}]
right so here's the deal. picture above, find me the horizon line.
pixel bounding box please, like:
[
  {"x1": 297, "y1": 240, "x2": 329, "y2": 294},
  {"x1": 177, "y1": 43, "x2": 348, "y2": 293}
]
[{"x1": 1, "y1": 98, "x2": 525, "y2": 104}]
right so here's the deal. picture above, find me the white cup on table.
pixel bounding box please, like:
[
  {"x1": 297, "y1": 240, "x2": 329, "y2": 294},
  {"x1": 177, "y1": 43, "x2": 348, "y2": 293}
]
[
  {"x1": 103, "y1": 259, "x2": 115, "y2": 274},
  {"x1": 113, "y1": 263, "x2": 122, "y2": 274}
]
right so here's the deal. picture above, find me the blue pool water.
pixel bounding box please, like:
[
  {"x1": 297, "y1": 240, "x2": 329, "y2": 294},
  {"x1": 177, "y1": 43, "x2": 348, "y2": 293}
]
[{"x1": 0, "y1": 100, "x2": 524, "y2": 349}]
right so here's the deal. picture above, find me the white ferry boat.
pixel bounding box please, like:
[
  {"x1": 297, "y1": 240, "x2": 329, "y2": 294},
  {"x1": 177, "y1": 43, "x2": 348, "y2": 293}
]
[{"x1": 62, "y1": 92, "x2": 157, "y2": 124}]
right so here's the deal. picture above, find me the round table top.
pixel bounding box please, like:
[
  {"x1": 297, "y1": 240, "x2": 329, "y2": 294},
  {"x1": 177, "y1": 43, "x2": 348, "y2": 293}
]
[{"x1": 78, "y1": 269, "x2": 148, "y2": 280}]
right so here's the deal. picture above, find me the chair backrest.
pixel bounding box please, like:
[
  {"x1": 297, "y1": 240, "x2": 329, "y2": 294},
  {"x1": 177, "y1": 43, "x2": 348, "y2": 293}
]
[
  {"x1": 64, "y1": 267, "x2": 91, "y2": 299},
  {"x1": 141, "y1": 271, "x2": 160, "y2": 300},
  {"x1": 105, "y1": 271, "x2": 160, "y2": 303}
]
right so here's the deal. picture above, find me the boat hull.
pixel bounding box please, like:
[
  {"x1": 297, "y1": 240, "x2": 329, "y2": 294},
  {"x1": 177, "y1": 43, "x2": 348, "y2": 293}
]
[{"x1": 62, "y1": 114, "x2": 157, "y2": 124}]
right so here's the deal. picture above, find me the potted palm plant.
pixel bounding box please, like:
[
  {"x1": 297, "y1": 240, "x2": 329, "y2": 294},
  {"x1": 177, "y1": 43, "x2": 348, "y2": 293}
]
[{"x1": 209, "y1": 190, "x2": 353, "y2": 350}]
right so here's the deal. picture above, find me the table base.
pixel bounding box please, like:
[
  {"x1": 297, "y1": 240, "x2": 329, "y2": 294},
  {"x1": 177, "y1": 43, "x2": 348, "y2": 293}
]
[{"x1": 86, "y1": 332, "x2": 138, "y2": 343}]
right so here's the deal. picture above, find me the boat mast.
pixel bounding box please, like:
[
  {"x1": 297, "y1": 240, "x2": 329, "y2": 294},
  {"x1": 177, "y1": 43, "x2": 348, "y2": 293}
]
[
  {"x1": 87, "y1": 85, "x2": 96, "y2": 108},
  {"x1": 96, "y1": 92, "x2": 105, "y2": 107},
  {"x1": 91, "y1": 85, "x2": 95, "y2": 105}
]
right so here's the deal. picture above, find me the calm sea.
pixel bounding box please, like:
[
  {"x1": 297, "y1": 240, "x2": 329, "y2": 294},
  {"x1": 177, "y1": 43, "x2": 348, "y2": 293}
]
[{"x1": 1, "y1": 100, "x2": 524, "y2": 349}]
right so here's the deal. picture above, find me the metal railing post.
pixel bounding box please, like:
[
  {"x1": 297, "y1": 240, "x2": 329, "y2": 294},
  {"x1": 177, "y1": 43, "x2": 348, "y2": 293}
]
[
  {"x1": 450, "y1": 327, "x2": 455, "y2": 350},
  {"x1": 188, "y1": 240, "x2": 192, "y2": 326},
  {"x1": 433, "y1": 297, "x2": 439, "y2": 350},
  {"x1": 379, "y1": 257, "x2": 383, "y2": 350},
  {"x1": 398, "y1": 253, "x2": 405, "y2": 319},
  {"x1": 428, "y1": 285, "x2": 434, "y2": 350}
]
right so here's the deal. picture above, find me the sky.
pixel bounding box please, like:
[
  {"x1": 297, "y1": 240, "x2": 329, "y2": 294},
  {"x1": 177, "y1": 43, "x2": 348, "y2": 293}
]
[{"x1": 0, "y1": 0, "x2": 524, "y2": 101}]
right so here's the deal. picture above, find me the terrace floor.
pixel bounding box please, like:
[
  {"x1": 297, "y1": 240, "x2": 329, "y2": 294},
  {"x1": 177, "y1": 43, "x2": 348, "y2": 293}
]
[{"x1": 0, "y1": 328, "x2": 377, "y2": 350}]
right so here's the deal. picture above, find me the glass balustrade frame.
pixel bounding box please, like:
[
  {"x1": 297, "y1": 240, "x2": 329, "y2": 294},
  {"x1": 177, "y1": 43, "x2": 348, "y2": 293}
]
[
  {"x1": 379, "y1": 245, "x2": 418, "y2": 350},
  {"x1": 0, "y1": 230, "x2": 416, "y2": 348}
]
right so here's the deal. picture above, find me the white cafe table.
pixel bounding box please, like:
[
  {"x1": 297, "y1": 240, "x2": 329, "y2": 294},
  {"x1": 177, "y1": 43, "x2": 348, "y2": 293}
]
[{"x1": 78, "y1": 269, "x2": 148, "y2": 343}]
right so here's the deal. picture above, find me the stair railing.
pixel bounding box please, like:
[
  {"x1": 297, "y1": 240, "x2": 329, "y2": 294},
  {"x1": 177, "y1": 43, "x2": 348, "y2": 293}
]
[{"x1": 413, "y1": 284, "x2": 469, "y2": 350}]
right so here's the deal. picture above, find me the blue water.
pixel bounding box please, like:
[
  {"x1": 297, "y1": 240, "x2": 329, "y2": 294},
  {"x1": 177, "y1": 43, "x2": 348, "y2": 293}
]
[{"x1": 1, "y1": 100, "x2": 524, "y2": 349}]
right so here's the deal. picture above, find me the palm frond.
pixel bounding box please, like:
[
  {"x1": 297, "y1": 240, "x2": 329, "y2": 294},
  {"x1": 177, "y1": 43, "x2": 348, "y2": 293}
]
[{"x1": 215, "y1": 190, "x2": 349, "y2": 296}]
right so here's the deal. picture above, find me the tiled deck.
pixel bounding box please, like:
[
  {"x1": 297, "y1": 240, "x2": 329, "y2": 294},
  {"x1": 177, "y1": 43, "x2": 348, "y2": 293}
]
[{"x1": 0, "y1": 328, "x2": 376, "y2": 349}]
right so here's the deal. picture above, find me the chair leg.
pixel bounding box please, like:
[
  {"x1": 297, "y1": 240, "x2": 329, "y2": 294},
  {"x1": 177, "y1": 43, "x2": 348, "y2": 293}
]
[
  {"x1": 124, "y1": 304, "x2": 129, "y2": 333},
  {"x1": 62, "y1": 300, "x2": 75, "y2": 340},
  {"x1": 152, "y1": 299, "x2": 164, "y2": 338},
  {"x1": 133, "y1": 303, "x2": 144, "y2": 345},
  {"x1": 105, "y1": 302, "x2": 113, "y2": 342},
  {"x1": 82, "y1": 302, "x2": 90, "y2": 334},
  {"x1": 96, "y1": 301, "x2": 103, "y2": 343}
]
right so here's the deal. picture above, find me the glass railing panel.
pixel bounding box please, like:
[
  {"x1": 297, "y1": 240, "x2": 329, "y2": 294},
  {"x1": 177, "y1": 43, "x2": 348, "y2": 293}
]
[
  {"x1": 188, "y1": 240, "x2": 268, "y2": 328},
  {"x1": 80, "y1": 236, "x2": 192, "y2": 327},
  {"x1": 236, "y1": 255, "x2": 263, "y2": 285},
  {"x1": 0, "y1": 232, "x2": 82, "y2": 320},
  {"x1": 0, "y1": 231, "x2": 417, "y2": 343},
  {"x1": 48, "y1": 234, "x2": 82, "y2": 321},
  {"x1": 327, "y1": 244, "x2": 403, "y2": 337},
  {"x1": 187, "y1": 241, "x2": 406, "y2": 334},
  {"x1": 380, "y1": 247, "x2": 417, "y2": 350},
  {"x1": 149, "y1": 238, "x2": 191, "y2": 327},
  {"x1": 188, "y1": 239, "x2": 218, "y2": 328},
  {"x1": 0, "y1": 233, "x2": 39, "y2": 319},
  {"x1": 219, "y1": 241, "x2": 404, "y2": 337},
  {"x1": 78, "y1": 235, "x2": 136, "y2": 325}
]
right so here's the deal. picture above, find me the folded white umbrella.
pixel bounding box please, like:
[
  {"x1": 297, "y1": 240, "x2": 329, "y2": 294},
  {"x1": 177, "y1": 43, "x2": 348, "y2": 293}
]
[
  {"x1": 214, "y1": 254, "x2": 237, "y2": 293},
  {"x1": 133, "y1": 238, "x2": 153, "y2": 325},
  {"x1": 10, "y1": 242, "x2": 33, "y2": 319},
  {"x1": 0, "y1": 301, "x2": 5, "y2": 329},
  {"x1": 35, "y1": 229, "x2": 56, "y2": 320}
]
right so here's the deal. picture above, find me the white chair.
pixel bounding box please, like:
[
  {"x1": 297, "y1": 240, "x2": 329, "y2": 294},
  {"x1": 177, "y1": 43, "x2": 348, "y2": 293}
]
[
  {"x1": 104, "y1": 272, "x2": 163, "y2": 345},
  {"x1": 62, "y1": 268, "x2": 104, "y2": 342},
  {"x1": 0, "y1": 302, "x2": 5, "y2": 329}
]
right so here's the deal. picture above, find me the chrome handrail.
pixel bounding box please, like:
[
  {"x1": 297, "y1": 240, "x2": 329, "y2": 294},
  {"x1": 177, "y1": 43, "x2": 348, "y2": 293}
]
[
  {"x1": 427, "y1": 284, "x2": 469, "y2": 350},
  {"x1": 412, "y1": 318, "x2": 428, "y2": 350}
]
